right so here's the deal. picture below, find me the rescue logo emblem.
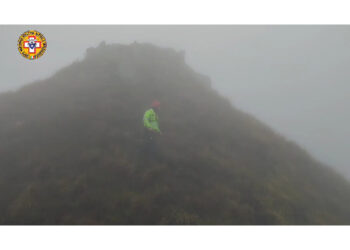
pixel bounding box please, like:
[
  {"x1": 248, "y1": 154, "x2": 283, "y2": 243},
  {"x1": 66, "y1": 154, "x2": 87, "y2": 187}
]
[{"x1": 18, "y1": 30, "x2": 47, "y2": 60}]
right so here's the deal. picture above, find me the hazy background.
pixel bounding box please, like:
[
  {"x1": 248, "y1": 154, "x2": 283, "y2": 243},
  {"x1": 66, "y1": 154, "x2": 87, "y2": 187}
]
[{"x1": 1, "y1": 25, "x2": 349, "y2": 178}]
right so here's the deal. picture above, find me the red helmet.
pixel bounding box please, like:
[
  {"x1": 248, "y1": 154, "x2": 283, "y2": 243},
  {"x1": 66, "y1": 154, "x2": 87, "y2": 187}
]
[{"x1": 151, "y1": 100, "x2": 160, "y2": 108}]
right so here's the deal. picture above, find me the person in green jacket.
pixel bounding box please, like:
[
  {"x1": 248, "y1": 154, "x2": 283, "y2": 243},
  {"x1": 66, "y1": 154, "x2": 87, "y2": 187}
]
[
  {"x1": 142, "y1": 100, "x2": 161, "y2": 155},
  {"x1": 143, "y1": 100, "x2": 161, "y2": 134}
]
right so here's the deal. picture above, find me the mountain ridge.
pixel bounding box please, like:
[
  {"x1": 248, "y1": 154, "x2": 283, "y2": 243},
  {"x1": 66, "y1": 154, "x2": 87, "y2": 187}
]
[{"x1": 0, "y1": 42, "x2": 349, "y2": 224}]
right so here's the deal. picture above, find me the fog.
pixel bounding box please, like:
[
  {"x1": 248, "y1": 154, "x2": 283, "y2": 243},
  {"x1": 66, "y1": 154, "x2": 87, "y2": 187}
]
[{"x1": 1, "y1": 25, "x2": 350, "y2": 178}]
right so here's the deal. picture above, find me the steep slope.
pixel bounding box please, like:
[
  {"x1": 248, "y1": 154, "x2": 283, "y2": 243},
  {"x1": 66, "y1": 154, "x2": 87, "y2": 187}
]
[{"x1": 0, "y1": 42, "x2": 349, "y2": 224}]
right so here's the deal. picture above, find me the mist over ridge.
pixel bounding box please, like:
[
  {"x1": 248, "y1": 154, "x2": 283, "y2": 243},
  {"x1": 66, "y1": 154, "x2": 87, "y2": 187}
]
[
  {"x1": 0, "y1": 42, "x2": 349, "y2": 224},
  {"x1": 2, "y1": 26, "x2": 349, "y2": 179}
]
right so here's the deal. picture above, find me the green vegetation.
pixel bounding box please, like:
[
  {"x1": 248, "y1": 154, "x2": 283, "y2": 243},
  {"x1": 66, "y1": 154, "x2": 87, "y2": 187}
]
[{"x1": 0, "y1": 43, "x2": 349, "y2": 224}]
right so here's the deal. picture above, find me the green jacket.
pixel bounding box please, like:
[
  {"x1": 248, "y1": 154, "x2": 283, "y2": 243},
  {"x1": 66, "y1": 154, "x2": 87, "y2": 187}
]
[{"x1": 143, "y1": 108, "x2": 161, "y2": 133}]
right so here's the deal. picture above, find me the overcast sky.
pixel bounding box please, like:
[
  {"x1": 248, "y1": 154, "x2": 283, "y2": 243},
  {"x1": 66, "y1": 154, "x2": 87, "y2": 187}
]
[{"x1": 1, "y1": 25, "x2": 350, "y2": 178}]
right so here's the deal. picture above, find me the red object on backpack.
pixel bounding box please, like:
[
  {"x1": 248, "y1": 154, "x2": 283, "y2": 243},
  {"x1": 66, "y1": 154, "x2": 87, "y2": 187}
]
[{"x1": 151, "y1": 100, "x2": 160, "y2": 108}]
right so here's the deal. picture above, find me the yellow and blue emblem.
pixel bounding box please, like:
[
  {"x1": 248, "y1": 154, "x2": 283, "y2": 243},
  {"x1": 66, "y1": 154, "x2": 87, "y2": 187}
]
[{"x1": 18, "y1": 30, "x2": 47, "y2": 60}]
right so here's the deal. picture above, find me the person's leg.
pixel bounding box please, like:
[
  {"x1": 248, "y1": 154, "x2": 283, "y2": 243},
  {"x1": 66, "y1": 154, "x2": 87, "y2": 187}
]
[
  {"x1": 141, "y1": 129, "x2": 162, "y2": 166},
  {"x1": 148, "y1": 132, "x2": 156, "y2": 155},
  {"x1": 142, "y1": 129, "x2": 151, "y2": 153},
  {"x1": 141, "y1": 129, "x2": 154, "y2": 165}
]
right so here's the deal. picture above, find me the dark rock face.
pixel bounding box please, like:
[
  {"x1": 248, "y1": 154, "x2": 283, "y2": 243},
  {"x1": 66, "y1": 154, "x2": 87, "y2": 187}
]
[{"x1": 0, "y1": 43, "x2": 349, "y2": 225}]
